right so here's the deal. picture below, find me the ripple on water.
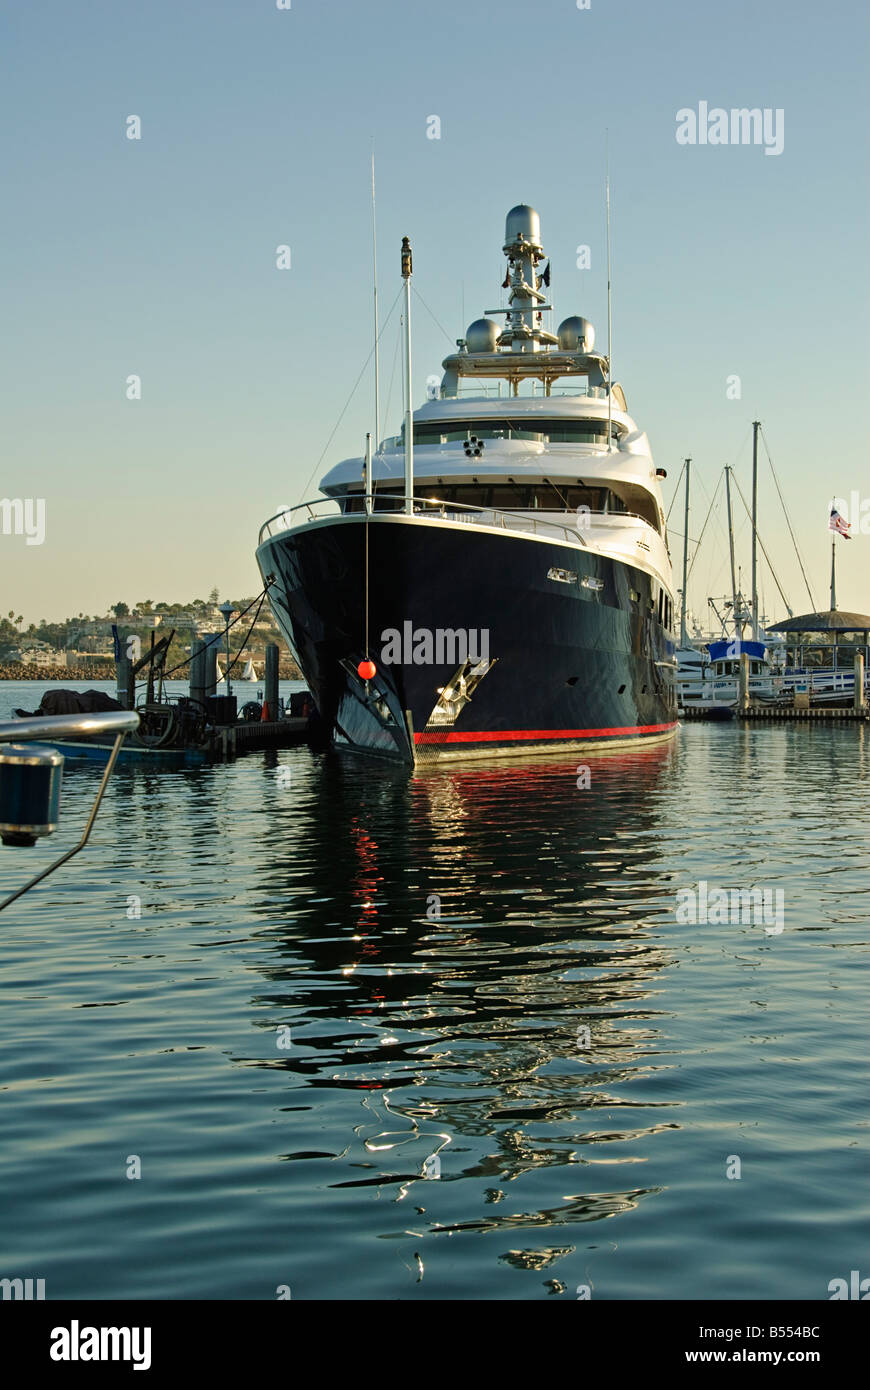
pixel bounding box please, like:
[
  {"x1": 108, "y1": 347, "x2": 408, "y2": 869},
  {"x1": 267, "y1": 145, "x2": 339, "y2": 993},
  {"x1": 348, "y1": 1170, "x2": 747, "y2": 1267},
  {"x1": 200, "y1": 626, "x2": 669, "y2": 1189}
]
[{"x1": 0, "y1": 688, "x2": 868, "y2": 1298}]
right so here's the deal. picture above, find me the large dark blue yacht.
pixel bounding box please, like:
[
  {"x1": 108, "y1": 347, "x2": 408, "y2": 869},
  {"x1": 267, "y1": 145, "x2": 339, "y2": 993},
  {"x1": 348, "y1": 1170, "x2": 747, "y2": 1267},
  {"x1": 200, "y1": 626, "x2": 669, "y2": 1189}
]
[{"x1": 256, "y1": 205, "x2": 677, "y2": 764}]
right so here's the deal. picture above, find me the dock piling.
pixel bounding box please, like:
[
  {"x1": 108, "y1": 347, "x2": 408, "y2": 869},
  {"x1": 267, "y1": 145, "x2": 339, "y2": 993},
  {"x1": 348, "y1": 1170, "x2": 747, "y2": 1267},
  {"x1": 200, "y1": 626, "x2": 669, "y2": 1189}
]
[
  {"x1": 190, "y1": 639, "x2": 206, "y2": 708},
  {"x1": 201, "y1": 637, "x2": 218, "y2": 699},
  {"x1": 115, "y1": 656, "x2": 134, "y2": 710},
  {"x1": 738, "y1": 653, "x2": 750, "y2": 710},
  {"x1": 265, "y1": 644, "x2": 279, "y2": 721}
]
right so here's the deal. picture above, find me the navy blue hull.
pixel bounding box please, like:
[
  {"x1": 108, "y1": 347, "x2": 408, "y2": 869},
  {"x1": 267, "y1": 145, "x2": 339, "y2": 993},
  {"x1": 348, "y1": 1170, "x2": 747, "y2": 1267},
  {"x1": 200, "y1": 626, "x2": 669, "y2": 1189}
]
[{"x1": 257, "y1": 515, "x2": 677, "y2": 763}]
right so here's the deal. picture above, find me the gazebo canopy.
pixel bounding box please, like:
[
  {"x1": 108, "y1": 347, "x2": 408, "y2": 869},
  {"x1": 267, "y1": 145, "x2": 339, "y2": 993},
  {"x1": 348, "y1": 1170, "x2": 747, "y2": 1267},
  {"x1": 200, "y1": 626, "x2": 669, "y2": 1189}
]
[{"x1": 768, "y1": 609, "x2": 870, "y2": 634}]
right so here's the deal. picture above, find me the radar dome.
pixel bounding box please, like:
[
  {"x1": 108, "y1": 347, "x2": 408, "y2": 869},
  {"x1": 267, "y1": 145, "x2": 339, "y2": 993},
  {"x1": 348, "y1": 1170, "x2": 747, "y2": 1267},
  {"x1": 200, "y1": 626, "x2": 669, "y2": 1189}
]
[
  {"x1": 465, "y1": 318, "x2": 500, "y2": 353},
  {"x1": 557, "y1": 316, "x2": 595, "y2": 352},
  {"x1": 504, "y1": 204, "x2": 542, "y2": 251}
]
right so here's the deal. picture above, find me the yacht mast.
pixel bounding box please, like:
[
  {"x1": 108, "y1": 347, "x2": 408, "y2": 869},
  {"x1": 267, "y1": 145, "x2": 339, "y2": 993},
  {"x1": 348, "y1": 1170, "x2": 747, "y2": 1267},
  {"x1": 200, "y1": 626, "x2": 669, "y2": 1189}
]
[
  {"x1": 371, "y1": 154, "x2": 380, "y2": 449},
  {"x1": 401, "y1": 237, "x2": 414, "y2": 514},
  {"x1": 680, "y1": 457, "x2": 691, "y2": 647},
  {"x1": 606, "y1": 169, "x2": 613, "y2": 451}
]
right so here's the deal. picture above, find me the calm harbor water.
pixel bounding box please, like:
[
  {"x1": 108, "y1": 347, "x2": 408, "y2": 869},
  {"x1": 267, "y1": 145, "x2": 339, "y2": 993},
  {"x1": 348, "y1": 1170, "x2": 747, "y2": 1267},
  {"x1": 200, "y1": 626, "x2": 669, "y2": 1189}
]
[{"x1": 1, "y1": 681, "x2": 868, "y2": 1301}]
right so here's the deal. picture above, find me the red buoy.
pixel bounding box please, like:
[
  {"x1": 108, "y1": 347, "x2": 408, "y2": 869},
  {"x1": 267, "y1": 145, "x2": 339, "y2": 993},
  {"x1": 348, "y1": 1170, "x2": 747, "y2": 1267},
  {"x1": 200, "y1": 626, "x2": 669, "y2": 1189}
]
[{"x1": 357, "y1": 659, "x2": 376, "y2": 681}]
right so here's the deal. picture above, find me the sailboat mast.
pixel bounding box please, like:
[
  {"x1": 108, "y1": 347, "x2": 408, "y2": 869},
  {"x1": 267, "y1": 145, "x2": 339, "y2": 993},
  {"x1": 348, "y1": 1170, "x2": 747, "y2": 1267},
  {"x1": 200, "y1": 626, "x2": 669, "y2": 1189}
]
[
  {"x1": 680, "y1": 457, "x2": 691, "y2": 647},
  {"x1": 725, "y1": 465, "x2": 740, "y2": 636},
  {"x1": 751, "y1": 420, "x2": 760, "y2": 639}
]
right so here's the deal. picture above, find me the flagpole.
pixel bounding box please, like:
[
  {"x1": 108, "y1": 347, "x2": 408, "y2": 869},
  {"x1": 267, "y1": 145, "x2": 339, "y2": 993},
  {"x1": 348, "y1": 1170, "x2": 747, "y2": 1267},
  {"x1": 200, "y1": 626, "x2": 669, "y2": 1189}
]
[{"x1": 830, "y1": 536, "x2": 837, "y2": 612}]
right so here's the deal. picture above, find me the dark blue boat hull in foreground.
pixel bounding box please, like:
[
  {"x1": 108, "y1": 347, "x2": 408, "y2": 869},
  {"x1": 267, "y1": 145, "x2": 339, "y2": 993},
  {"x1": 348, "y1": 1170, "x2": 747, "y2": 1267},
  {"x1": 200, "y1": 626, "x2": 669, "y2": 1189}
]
[{"x1": 257, "y1": 514, "x2": 678, "y2": 764}]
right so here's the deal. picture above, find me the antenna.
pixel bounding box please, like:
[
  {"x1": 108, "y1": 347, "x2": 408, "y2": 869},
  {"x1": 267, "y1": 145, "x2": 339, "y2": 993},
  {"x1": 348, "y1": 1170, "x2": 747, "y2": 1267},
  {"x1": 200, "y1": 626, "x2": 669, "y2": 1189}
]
[
  {"x1": 371, "y1": 152, "x2": 380, "y2": 449},
  {"x1": 605, "y1": 137, "x2": 613, "y2": 452}
]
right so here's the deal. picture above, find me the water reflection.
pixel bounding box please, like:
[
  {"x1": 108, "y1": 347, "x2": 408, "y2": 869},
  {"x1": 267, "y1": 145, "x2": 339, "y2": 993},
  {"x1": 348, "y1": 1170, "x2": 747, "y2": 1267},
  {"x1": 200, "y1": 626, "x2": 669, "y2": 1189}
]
[
  {"x1": 3, "y1": 680, "x2": 867, "y2": 1299},
  {"x1": 240, "y1": 740, "x2": 682, "y2": 1243}
]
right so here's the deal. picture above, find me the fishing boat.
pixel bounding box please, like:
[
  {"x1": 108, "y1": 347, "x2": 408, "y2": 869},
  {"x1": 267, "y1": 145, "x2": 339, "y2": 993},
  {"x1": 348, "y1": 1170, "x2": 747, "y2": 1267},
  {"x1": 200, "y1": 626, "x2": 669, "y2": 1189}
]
[
  {"x1": 257, "y1": 205, "x2": 678, "y2": 764},
  {"x1": 679, "y1": 637, "x2": 777, "y2": 713}
]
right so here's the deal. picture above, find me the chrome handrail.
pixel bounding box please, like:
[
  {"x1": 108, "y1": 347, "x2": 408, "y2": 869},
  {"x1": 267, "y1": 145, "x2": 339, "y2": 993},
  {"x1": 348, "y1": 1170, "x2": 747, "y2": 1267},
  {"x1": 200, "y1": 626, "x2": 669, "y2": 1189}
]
[
  {"x1": 0, "y1": 711, "x2": 139, "y2": 745},
  {"x1": 0, "y1": 710, "x2": 140, "y2": 913},
  {"x1": 257, "y1": 496, "x2": 623, "y2": 548}
]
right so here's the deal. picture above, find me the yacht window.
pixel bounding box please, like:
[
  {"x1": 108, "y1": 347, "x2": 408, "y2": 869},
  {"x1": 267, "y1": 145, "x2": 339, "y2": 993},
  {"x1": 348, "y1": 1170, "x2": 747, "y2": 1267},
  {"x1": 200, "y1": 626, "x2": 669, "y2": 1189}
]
[
  {"x1": 341, "y1": 489, "x2": 403, "y2": 513},
  {"x1": 374, "y1": 490, "x2": 404, "y2": 512},
  {"x1": 413, "y1": 420, "x2": 543, "y2": 445},
  {"x1": 341, "y1": 481, "x2": 657, "y2": 528},
  {"x1": 412, "y1": 418, "x2": 622, "y2": 446},
  {"x1": 455, "y1": 486, "x2": 489, "y2": 507},
  {"x1": 426, "y1": 483, "x2": 609, "y2": 513},
  {"x1": 546, "y1": 423, "x2": 611, "y2": 443},
  {"x1": 490, "y1": 485, "x2": 524, "y2": 510}
]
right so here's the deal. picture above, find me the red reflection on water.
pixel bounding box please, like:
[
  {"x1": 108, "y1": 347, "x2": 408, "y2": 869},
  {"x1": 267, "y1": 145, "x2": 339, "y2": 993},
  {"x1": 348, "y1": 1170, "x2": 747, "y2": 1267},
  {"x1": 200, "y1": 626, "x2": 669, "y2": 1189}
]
[
  {"x1": 410, "y1": 741, "x2": 674, "y2": 820},
  {"x1": 348, "y1": 818, "x2": 383, "y2": 946}
]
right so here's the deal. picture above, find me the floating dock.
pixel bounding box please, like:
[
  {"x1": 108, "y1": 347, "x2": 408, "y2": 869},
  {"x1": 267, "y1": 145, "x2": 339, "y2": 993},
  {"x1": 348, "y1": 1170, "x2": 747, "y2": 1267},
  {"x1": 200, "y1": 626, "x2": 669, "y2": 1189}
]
[
  {"x1": 35, "y1": 716, "x2": 311, "y2": 766},
  {"x1": 211, "y1": 717, "x2": 308, "y2": 757},
  {"x1": 681, "y1": 703, "x2": 869, "y2": 723},
  {"x1": 738, "y1": 704, "x2": 869, "y2": 723}
]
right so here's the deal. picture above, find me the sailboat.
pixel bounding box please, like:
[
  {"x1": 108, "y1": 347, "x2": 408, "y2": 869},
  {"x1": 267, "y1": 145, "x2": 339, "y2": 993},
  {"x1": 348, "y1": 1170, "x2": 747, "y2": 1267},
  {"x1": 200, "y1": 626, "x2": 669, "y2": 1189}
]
[
  {"x1": 675, "y1": 449, "x2": 780, "y2": 713},
  {"x1": 675, "y1": 432, "x2": 870, "y2": 709}
]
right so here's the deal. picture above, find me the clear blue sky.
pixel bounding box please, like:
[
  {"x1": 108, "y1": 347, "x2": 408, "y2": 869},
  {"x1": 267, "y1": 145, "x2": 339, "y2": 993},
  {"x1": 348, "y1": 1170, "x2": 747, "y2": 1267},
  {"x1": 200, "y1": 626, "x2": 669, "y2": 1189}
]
[{"x1": 2, "y1": 0, "x2": 868, "y2": 624}]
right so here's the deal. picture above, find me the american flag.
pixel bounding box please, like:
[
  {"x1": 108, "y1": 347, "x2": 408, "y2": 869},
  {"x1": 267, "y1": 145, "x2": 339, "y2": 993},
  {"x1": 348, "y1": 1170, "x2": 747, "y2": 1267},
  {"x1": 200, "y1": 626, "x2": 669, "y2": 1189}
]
[{"x1": 829, "y1": 507, "x2": 852, "y2": 540}]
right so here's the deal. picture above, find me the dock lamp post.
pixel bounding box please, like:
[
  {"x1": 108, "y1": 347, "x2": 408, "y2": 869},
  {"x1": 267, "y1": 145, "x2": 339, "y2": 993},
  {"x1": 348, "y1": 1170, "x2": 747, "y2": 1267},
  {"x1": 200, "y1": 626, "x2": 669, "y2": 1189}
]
[{"x1": 218, "y1": 602, "x2": 235, "y2": 702}]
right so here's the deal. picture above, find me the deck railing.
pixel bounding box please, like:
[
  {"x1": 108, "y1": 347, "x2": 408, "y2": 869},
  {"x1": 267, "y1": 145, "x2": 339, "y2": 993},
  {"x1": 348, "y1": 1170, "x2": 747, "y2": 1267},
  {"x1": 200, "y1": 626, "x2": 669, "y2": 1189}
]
[{"x1": 258, "y1": 496, "x2": 604, "y2": 548}]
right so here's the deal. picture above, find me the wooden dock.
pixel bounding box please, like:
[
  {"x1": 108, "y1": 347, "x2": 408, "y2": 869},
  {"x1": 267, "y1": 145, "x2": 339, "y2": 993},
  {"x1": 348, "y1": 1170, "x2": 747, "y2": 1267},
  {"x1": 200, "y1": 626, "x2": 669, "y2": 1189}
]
[
  {"x1": 681, "y1": 704, "x2": 869, "y2": 724},
  {"x1": 212, "y1": 717, "x2": 309, "y2": 757},
  {"x1": 738, "y1": 704, "x2": 869, "y2": 723}
]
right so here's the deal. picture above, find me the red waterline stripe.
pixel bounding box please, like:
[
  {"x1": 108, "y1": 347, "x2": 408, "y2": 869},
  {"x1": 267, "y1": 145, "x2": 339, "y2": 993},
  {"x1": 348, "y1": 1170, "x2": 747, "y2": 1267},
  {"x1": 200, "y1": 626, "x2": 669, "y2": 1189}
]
[{"x1": 415, "y1": 721, "x2": 678, "y2": 745}]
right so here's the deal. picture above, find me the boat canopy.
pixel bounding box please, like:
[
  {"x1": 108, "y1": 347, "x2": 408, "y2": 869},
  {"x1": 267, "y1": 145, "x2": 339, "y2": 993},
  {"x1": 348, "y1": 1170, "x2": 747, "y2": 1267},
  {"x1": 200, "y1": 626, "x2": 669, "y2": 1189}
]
[{"x1": 708, "y1": 639, "x2": 766, "y2": 662}]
